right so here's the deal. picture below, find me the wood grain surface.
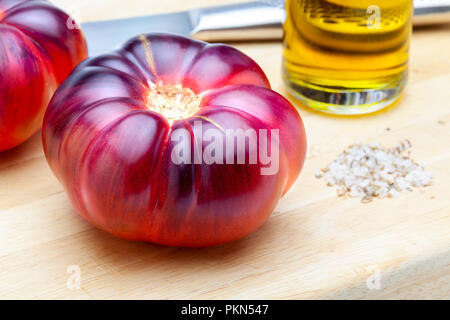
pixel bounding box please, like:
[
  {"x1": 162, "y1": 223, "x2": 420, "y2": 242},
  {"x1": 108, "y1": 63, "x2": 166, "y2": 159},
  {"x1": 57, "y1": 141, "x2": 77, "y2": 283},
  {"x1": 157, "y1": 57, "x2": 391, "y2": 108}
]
[{"x1": 1, "y1": 0, "x2": 449, "y2": 299}]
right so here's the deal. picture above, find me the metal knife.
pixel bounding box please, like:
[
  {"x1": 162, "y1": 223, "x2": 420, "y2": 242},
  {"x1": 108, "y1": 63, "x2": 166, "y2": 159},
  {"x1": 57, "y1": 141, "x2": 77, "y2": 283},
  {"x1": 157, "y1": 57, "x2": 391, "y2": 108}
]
[{"x1": 82, "y1": 0, "x2": 450, "y2": 56}]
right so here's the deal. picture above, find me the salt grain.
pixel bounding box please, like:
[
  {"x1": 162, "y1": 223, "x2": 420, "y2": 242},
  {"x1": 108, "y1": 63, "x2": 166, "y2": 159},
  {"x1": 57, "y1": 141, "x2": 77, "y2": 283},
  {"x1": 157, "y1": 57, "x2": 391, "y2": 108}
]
[
  {"x1": 314, "y1": 169, "x2": 323, "y2": 179},
  {"x1": 315, "y1": 140, "x2": 433, "y2": 203}
]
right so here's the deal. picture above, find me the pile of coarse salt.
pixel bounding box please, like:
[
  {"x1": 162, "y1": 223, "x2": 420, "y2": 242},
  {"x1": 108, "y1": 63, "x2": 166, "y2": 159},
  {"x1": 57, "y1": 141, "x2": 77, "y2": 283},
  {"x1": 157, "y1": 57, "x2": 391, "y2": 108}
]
[{"x1": 315, "y1": 140, "x2": 433, "y2": 203}]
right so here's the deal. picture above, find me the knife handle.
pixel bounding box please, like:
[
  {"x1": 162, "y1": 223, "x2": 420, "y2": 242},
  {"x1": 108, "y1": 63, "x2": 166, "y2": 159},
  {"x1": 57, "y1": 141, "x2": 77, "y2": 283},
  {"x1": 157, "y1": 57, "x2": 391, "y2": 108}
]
[{"x1": 189, "y1": 0, "x2": 450, "y2": 42}]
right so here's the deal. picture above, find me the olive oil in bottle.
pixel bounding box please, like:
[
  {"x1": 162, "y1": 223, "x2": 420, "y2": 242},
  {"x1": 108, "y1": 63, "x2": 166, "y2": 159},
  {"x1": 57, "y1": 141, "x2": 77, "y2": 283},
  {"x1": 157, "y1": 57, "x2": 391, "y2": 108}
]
[{"x1": 283, "y1": 0, "x2": 413, "y2": 114}]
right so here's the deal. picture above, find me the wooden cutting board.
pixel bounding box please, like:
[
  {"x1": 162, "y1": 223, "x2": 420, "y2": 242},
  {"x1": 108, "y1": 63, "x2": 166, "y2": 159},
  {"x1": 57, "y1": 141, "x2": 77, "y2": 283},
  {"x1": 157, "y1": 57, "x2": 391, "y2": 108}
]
[{"x1": 1, "y1": 0, "x2": 449, "y2": 299}]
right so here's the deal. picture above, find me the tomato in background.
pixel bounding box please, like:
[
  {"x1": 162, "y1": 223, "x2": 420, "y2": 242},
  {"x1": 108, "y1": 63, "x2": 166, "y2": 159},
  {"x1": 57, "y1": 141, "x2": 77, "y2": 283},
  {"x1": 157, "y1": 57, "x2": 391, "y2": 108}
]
[{"x1": 0, "y1": 0, "x2": 87, "y2": 151}]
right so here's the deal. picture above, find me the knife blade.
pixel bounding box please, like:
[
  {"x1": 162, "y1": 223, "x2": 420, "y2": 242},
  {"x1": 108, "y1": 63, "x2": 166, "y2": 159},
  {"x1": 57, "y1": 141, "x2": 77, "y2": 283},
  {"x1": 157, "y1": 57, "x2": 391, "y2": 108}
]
[
  {"x1": 81, "y1": 0, "x2": 450, "y2": 56},
  {"x1": 81, "y1": 11, "x2": 194, "y2": 56}
]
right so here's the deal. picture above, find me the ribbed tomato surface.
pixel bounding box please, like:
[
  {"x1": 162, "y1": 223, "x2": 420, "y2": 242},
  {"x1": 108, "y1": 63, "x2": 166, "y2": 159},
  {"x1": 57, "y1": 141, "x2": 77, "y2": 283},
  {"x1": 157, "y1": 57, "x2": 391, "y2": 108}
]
[{"x1": 43, "y1": 33, "x2": 307, "y2": 247}]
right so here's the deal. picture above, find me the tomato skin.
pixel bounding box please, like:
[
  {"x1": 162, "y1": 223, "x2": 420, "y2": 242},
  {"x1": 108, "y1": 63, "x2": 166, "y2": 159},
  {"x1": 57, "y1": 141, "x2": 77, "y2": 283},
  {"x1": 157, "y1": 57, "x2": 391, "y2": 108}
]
[
  {"x1": 43, "y1": 33, "x2": 307, "y2": 247},
  {"x1": 0, "y1": 0, "x2": 87, "y2": 151}
]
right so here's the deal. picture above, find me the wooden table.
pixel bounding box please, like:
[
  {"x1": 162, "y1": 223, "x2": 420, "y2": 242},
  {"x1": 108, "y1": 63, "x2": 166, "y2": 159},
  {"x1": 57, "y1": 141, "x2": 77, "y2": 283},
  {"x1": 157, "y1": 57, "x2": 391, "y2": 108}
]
[{"x1": 1, "y1": 0, "x2": 449, "y2": 299}]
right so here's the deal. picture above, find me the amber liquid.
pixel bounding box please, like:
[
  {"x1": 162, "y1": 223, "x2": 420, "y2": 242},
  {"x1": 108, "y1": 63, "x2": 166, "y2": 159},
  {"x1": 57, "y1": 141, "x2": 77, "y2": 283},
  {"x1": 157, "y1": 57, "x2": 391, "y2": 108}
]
[{"x1": 283, "y1": 0, "x2": 413, "y2": 114}]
